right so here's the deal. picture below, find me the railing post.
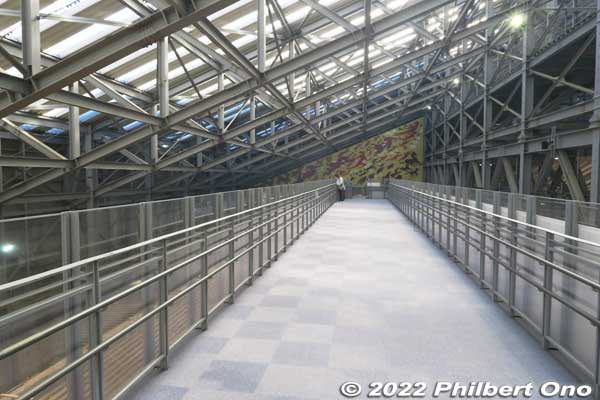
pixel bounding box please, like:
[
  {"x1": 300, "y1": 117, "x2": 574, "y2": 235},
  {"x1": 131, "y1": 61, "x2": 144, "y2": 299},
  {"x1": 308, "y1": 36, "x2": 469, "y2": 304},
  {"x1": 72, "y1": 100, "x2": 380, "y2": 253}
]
[
  {"x1": 508, "y1": 193, "x2": 517, "y2": 316},
  {"x1": 141, "y1": 202, "x2": 154, "y2": 362},
  {"x1": 158, "y1": 239, "x2": 169, "y2": 370},
  {"x1": 248, "y1": 208, "x2": 254, "y2": 285},
  {"x1": 274, "y1": 189, "x2": 280, "y2": 260},
  {"x1": 258, "y1": 202, "x2": 264, "y2": 275},
  {"x1": 183, "y1": 197, "x2": 196, "y2": 326},
  {"x1": 290, "y1": 195, "x2": 295, "y2": 245},
  {"x1": 492, "y1": 192, "x2": 501, "y2": 301},
  {"x1": 61, "y1": 211, "x2": 84, "y2": 400},
  {"x1": 200, "y1": 230, "x2": 208, "y2": 331},
  {"x1": 465, "y1": 205, "x2": 471, "y2": 272},
  {"x1": 479, "y1": 212, "x2": 486, "y2": 287},
  {"x1": 215, "y1": 193, "x2": 224, "y2": 229},
  {"x1": 283, "y1": 191, "x2": 288, "y2": 251},
  {"x1": 228, "y1": 218, "x2": 235, "y2": 303},
  {"x1": 446, "y1": 187, "x2": 451, "y2": 254},
  {"x1": 437, "y1": 192, "x2": 442, "y2": 246},
  {"x1": 542, "y1": 231, "x2": 554, "y2": 349},
  {"x1": 89, "y1": 261, "x2": 104, "y2": 400},
  {"x1": 452, "y1": 190, "x2": 458, "y2": 256},
  {"x1": 267, "y1": 200, "x2": 273, "y2": 266}
]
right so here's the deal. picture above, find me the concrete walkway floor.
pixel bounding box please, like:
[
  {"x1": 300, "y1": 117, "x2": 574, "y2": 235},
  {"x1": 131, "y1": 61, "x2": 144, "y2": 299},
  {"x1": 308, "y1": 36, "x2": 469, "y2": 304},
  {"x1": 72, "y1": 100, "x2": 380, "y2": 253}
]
[{"x1": 128, "y1": 199, "x2": 579, "y2": 400}]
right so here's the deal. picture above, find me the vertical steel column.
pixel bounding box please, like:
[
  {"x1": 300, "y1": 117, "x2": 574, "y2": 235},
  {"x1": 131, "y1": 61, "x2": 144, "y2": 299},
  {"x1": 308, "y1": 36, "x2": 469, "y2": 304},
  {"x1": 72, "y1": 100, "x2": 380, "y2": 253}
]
[
  {"x1": 594, "y1": 8, "x2": 600, "y2": 383},
  {"x1": 84, "y1": 127, "x2": 96, "y2": 208},
  {"x1": 519, "y1": 5, "x2": 534, "y2": 194},
  {"x1": 481, "y1": 0, "x2": 493, "y2": 189},
  {"x1": 306, "y1": 73, "x2": 312, "y2": 120},
  {"x1": 591, "y1": 133, "x2": 600, "y2": 204},
  {"x1": 592, "y1": 0, "x2": 600, "y2": 204},
  {"x1": 218, "y1": 73, "x2": 225, "y2": 132},
  {"x1": 21, "y1": 0, "x2": 40, "y2": 76},
  {"x1": 69, "y1": 82, "x2": 80, "y2": 160},
  {"x1": 250, "y1": 96, "x2": 257, "y2": 145},
  {"x1": 257, "y1": 0, "x2": 266, "y2": 74}
]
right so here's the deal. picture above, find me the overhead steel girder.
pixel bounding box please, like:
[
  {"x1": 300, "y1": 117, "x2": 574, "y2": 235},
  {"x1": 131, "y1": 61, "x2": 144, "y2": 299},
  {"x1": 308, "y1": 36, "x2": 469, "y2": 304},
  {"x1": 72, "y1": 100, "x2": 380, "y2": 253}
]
[
  {"x1": 93, "y1": 42, "x2": 486, "y2": 195},
  {"x1": 435, "y1": 99, "x2": 599, "y2": 156},
  {"x1": 0, "y1": 0, "x2": 452, "y2": 119},
  {"x1": 0, "y1": 0, "x2": 463, "y2": 203},
  {"x1": 154, "y1": 15, "x2": 501, "y2": 171},
  {"x1": 427, "y1": 129, "x2": 595, "y2": 168},
  {"x1": 0, "y1": 0, "x2": 237, "y2": 118},
  {"x1": 173, "y1": 51, "x2": 481, "y2": 180},
  {"x1": 432, "y1": 16, "x2": 597, "y2": 135},
  {"x1": 157, "y1": 69, "x2": 466, "y2": 188}
]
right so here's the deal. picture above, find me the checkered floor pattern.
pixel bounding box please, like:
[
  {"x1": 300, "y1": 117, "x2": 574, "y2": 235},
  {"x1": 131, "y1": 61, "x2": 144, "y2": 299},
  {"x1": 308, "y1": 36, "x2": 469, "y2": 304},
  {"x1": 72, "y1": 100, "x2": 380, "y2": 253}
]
[{"x1": 128, "y1": 199, "x2": 578, "y2": 400}]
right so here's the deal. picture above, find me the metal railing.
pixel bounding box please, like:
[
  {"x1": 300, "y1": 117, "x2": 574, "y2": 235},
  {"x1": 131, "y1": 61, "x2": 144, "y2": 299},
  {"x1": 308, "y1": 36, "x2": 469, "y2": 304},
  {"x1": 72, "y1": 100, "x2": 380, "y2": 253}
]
[
  {"x1": 0, "y1": 183, "x2": 337, "y2": 400},
  {"x1": 388, "y1": 180, "x2": 600, "y2": 394},
  {"x1": 0, "y1": 180, "x2": 332, "y2": 286}
]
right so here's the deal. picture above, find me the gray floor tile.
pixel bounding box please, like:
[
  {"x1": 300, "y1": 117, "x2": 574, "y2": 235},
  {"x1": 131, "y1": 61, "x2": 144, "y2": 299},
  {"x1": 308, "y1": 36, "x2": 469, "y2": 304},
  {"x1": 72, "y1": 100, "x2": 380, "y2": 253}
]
[
  {"x1": 272, "y1": 341, "x2": 330, "y2": 367},
  {"x1": 131, "y1": 383, "x2": 188, "y2": 400},
  {"x1": 294, "y1": 308, "x2": 337, "y2": 325},
  {"x1": 236, "y1": 321, "x2": 287, "y2": 340},
  {"x1": 260, "y1": 295, "x2": 301, "y2": 308},
  {"x1": 282, "y1": 323, "x2": 335, "y2": 344},
  {"x1": 189, "y1": 336, "x2": 228, "y2": 354},
  {"x1": 216, "y1": 338, "x2": 279, "y2": 363},
  {"x1": 200, "y1": 360, "x2": 267, "y2": 393}
]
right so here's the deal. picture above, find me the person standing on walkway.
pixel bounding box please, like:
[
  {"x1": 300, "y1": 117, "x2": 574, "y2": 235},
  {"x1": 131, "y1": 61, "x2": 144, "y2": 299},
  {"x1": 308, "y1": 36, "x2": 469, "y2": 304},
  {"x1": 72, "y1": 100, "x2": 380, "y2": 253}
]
[{"x1": 336, "y1": 174, "x2": 346, "y2": 201}]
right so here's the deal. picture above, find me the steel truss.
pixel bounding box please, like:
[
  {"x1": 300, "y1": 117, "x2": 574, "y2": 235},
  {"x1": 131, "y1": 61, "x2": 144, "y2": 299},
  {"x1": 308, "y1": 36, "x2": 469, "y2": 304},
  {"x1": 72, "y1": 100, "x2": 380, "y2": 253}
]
[{"x1": 0, "y1": 0, "x2": 597, "y2": 215}]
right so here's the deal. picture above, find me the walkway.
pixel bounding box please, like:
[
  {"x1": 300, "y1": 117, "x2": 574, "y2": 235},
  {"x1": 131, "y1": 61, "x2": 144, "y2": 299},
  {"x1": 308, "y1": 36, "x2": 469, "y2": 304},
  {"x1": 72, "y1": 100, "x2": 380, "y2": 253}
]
[{"x1": 129, "y1": 199, "x2": 578, "y2": 400}]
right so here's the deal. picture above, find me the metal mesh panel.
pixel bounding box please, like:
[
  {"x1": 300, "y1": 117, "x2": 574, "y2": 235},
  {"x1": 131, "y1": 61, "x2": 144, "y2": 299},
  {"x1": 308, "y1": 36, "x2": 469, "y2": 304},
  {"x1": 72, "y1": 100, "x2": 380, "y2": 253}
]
[{"x1": 0, "y1": 214, "x2": 62, "y2": 285}]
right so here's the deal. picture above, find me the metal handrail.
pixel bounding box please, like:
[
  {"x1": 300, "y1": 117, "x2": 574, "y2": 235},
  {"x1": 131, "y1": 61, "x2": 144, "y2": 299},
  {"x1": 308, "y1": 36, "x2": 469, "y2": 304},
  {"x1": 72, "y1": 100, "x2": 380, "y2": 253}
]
[
  {"x1": 0, "y1": 184, "x2": 337, "y2": 400},
  {"x1": 389, "y1": 182, "x2": 600, "y2": 249},
  {"x1": 0, "y1": 183, "x2": 334, "y2": 293},
  {"x1": 388, "y1": 182, "x2": 600, "y2": 386}
]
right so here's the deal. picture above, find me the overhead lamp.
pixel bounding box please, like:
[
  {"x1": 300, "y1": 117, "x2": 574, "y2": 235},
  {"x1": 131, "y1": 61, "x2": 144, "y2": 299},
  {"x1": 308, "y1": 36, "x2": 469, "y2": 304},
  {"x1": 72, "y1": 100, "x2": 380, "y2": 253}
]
[
  {"x1": 1, "y1": 243, "x2": 15, "y2": 254},
  {"x1": 510, "y1": 13, "x2": 525, "y2": 29},
  {"x1": 453, "y1": 78, "x2": 460, "y2": 86}
]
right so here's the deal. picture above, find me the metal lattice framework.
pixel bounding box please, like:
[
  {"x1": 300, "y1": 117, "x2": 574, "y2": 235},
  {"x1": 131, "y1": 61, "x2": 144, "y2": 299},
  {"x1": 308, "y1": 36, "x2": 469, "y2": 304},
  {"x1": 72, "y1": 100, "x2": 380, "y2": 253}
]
[{"x1": 0, "y1": 0, "x2": 598, "y2": 216}]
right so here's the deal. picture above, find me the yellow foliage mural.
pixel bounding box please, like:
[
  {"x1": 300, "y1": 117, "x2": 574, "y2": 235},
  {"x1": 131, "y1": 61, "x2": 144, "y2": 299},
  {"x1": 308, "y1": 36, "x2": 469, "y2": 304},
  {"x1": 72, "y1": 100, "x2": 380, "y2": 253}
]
[{"x1": 273, "y1": 118, "x2": 423, "y2": 185}]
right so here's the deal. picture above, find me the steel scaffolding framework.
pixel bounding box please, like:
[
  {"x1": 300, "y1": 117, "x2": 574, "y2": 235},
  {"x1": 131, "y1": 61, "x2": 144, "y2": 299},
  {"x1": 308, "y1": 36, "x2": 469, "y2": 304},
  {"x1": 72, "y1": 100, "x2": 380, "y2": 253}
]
[{"x1": 0, "y1": 0, "x2": 598, "y2": 216}]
